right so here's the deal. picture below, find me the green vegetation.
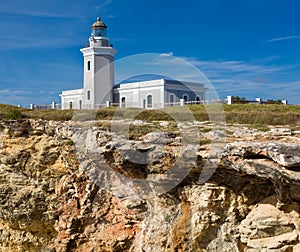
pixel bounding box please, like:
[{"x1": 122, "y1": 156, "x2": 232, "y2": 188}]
[
  {"x1": 233, "y1": 96, "x2": 247, "y2": 101},
  {"x1": 222, "y1": 104, "x2": 300, "y2": 125},
  {"x1": 0, "y1": 103, "x2": 299, "y2": 126},
  {"x1": 66, "y1": 139, "x2": 74, "y2": 146},
  {"x1": 200, "y1": 139, "x2": 211, "y2": 145},
  {"x1": 6, "y1": 109, "x2": 24, "y2": 120},
  {"x1": 267, "y1": 99, "x2": 282, "y2": 104},
  {"x1": 26, "y1": 109, "x2": 74, "y2": 121},
  {"x1": 0, "y1": 105, "x2": 26, "y2": 120},
  {"x1": 199, "y1": 128, "x2": 212, "y2": 133},
  {"x1": 128, "y1": 124, "x2": 162, "y2": 140}
]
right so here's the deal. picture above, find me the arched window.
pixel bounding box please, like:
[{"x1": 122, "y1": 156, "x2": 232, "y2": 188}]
[
  {"x1": 121, "y1": 97, "x2": 126, "y2": 108},
  {"x1": 169, "y1": 94, "x2": 175, "y2": 105},
  {"x1": 147, "y1": 95, "x2": 153, "y2": 108},
  {"x1": 183, "y1": 94, "x2": 189, "y2": 102},
  {"x1": 69, "y1": 101, "x2": 73, "y2": 109}
]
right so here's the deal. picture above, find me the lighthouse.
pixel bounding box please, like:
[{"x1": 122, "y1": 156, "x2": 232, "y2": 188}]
[
  {"x1": 80, "y1": 17, "x2": 117, "y2": 109},
  {"x1": 60, "y1": 18, "x2": 207, "y2": 110}
]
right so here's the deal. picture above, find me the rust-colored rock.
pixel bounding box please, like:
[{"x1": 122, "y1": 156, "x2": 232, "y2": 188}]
[{"x1": 0, "y1": 119, "x2": 299, "y2": 251}]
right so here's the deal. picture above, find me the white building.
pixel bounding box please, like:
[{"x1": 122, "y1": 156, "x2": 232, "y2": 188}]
[
  {"x1": 60, "y1": 18, "x2": 207, "y2": 109},
  {"x1": 114, "y1": 79, "x2": 207, "y2": 108}
]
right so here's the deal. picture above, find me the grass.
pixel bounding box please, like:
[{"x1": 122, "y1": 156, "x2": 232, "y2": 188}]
[
  {"x1": 0, "y1": 103, "x2": 299, "y2": 126},
  {"x1": 6, "y1": 109, "x2": 24, "y2": 120},
  {"x1": 199, "y1": 128, "x2": 212, "y2": 133},
  {"x1": 128, "y1": 124, "x2": 162, "y2": 140},
  {"x1": 66, "y1": 140, "x2": 74, "y2": 146},
  {"x1": 95, "y1": 120, "x2": 180, "y2": 140}
]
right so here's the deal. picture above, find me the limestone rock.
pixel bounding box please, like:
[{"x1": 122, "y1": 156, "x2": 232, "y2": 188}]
[
  {"x1": 239, "y1": 196, "x2": 300, "y2": 250},
  {"x1": 225, "y1": 141, "x2": 300, "y2": 168},
  {"x1": 0, "y1": 120, "x2": 299, "y2": 251},
  {"x1": 269, "y1": 128, "x2": 292, "y2": 136}
]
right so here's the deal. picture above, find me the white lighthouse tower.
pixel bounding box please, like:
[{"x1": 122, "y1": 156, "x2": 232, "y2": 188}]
[
  {"x1": 60, "y1": 17, "x2": 208, "y2": 110},
  {"x1": 80, "y1": 17, "x2": 117, "y2": 109}
]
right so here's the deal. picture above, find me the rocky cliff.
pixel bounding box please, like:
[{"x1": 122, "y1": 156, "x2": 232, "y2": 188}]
[{"x1": 0, "y1": 119, "x2": 299, "y2": 251}]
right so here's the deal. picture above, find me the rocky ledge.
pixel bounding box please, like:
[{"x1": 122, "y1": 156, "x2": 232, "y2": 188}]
[{"x1": 0, "y1": 119, "x2": 299, "y2": 251}]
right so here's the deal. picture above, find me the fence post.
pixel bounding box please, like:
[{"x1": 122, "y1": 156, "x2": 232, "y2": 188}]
[
  {"x1": 180, "y1": 99, "x2": 185, "y2": 106},
  {"x1": 227, "y1": 96, "x2": 232, "y2": 105},
  {"x1": 51, "y1": 102, "x2": 56, "y2": 109}
]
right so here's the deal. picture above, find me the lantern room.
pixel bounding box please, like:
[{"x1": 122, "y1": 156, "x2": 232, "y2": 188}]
[{"x1": 91, "y1": 17, "x2": 107, "y2": 37}]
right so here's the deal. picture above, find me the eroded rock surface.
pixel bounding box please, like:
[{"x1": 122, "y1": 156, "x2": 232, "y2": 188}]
[{"x1": 0, "y1": 119, "x2": 299, "y2": 251}]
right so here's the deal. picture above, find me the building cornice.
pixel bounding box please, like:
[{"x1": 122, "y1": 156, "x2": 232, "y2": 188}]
[{"x1": 80, "y1": 47, "x2": 117, "y2": 57}]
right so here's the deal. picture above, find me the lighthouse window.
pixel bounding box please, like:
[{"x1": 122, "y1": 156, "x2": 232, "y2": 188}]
[
  {"x1": 101, "y1": 29, "x2": 106, "y2": 37},
  {"x1": 87, "y1": 60, "x2": 91, "y2": 71},
  {"x1": 87, "y1": 90, "x2": 91, "y2": 100},
  {"x1": 93, "y1": 28, "x2": 106, "y2": 37}
]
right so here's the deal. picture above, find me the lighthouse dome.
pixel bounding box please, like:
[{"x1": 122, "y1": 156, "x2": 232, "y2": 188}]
[{"x1": 91, "y1": 17, "x2": 107, "y2": 37}]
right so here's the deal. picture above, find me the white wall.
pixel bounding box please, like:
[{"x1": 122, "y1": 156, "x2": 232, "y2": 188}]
[
  {"x1": 114, "y1": 79, "x2": 165, "y2": 108},
  {"x1": 80, "y1": 46, "x2": 117, "y2": 109},
  {"x1": 60, "y1": 89, "x2": 83, "y2": 109}
]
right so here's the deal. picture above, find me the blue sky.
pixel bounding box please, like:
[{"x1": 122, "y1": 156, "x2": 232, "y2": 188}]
[{"x1": 0, "y1": 0, "x2": 300, "y2": 106}]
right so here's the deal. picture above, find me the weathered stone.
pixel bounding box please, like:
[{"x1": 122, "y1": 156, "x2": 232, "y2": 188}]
[
  {"x1": 225, "y1": 141, "x2": 300, "y2": 168},
  {"x1": 0, "y1": 120, "x2": 299, "y2": 251},
  {"x1": 269, "y1": 127, "x2": 292, "y2": 136},
  {"x1": 239, "y1": 197, "x2": 300, "y2": 249}
]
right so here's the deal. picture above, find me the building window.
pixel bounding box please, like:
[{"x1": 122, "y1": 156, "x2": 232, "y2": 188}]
[
  {"x1": 87, "y1": 90, "x2": 91, "y2": 100},
  {"x1": 87, "y1": 60, "x2": 91, "y2": 71},
  {"x1": 147, "y1": 95, "x2": 153, "y2": 108},
  {"x1": 121, "y1": 97, "x2": 126, "y2": 108},
  {"x1": 183, "y1": 94, "x2": 189, "y2": 102},
  {"x1": 169, "y1": 93, "x2": 175, "y2": 104},
  {"x1": 69, "y1": 101, "x2": 73, "y2": 109}
]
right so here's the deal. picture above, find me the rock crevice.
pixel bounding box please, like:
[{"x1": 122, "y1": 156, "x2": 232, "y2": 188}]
[{"x1": 0, "y1": 120, "x2": 299, "y2": 251}]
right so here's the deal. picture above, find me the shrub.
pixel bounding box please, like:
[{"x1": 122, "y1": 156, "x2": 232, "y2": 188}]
[
  {"x1": 6, "y1": 109, "x2": 24, "y2": 120},
  {"x1": 66, "y1": 139, "x2": 74, "y2": 146}
]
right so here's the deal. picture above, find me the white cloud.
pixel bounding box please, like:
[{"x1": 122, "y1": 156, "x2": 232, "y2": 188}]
[
  {"x1": 0, "y1": 7, "x2": 74, "y2": 18},
  {"x1": 0, "y1": 89, "x2": 34, "y2": 95},
  {"x1": 111, "y1": 37, "x2": 134, "y2": 42},
  {"x1": 159, "y1": 52, "x2": 174, "y2": 57},
  {"x1": 137, "y1": 54, "x2": 300, "y2": 102},
  {"x1": 182, "y1": 57, "x2": 295, "y2": 75},
  {"x1": 0, "y1": 37, "x2": 81, "y2": 52},
  {"x1": 0, "y1": 87, "x2": 62, "y2": 107},
  {"x1": 96, "y1": 0, "x2": 113, "y2": 10},
  {"x1": 0, "y1": 89, "x2": 12, "y2": 94},
  {"x1": 268, "y1": 35, "x2": 300, "y2": 42},
  {"x1": 106, "y1": 14, "x2": 115, "y2": 18}
]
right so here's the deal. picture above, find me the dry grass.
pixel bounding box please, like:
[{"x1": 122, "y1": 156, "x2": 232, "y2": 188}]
[{"x1": 0, "y1": 104, "x2": 299, "y2": 126}]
